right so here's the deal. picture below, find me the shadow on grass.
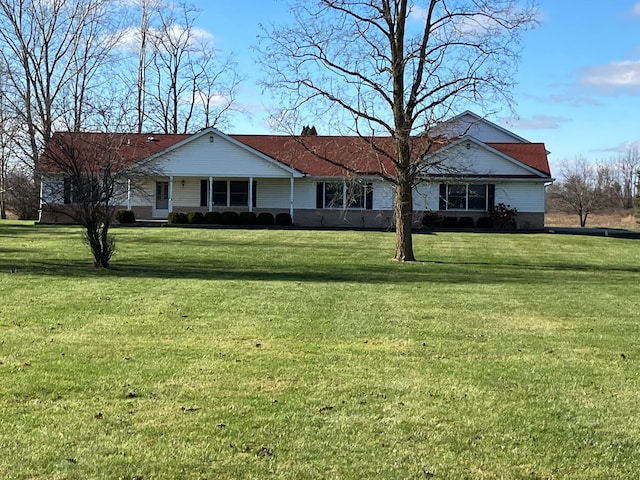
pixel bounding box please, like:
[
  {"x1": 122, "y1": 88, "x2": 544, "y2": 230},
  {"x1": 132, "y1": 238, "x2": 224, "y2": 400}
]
[{"x1": 1, "y1": 255, "x2": 637, "y2": 285}]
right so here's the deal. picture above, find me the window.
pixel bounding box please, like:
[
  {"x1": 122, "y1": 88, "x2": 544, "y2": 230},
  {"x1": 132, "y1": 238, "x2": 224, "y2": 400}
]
[
  {"x1": 156, "y1": 181, "x2": 169, "y2": 210},
  {"x1": 439, "y1": 184, "x2": 494, "y2": 211},
  {"x1": 323, "y1": 182, "x2": 344, "y2": 208},
  {"x1": 63, "y1": 177, "x2": 72, "y2": 204},
  {"x1": 210, "y1": 180, "x2": 255, "y2": 207},
  {"x1": 63, "y1": 176, "x2": 100, "y2": 204},
  {"x1": 230, "y1": 181, "x2": 248, "y2": 206},
  {"x1": 212, "y1": 180, "x2": 227, "y2": 206},
  {"x1": 316, "y1": 181, "x2": 373, "y2": 209}
]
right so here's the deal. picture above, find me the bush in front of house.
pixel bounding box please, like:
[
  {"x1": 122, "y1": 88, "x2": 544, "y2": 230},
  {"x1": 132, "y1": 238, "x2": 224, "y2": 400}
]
[
  {"x1": 239, "y1": 211, "x2": 257, "y2": 225},
  {"x1": 477, "y1": 216, "x2": 493, "y2": 228},
  {"x1": 115, "y1": 210, "x2": 136, "y2": 224},
  {"x1": 421, "y1": 211, "x2": 443, "y2": 228},
  {"x1": 442, "y1": 216, "x2": 458, "y2": 228},
  {"x1": 187, "y1": 212, "x2": 204, "y2": 224},
  {"x1": 168, "y1": 212, "x2": 188, "y2": 224},
  {"x1": 257, "y1": 212, "x2": 275, "y2": 226},
  {"x1": 491, "y1": 203, "x2": 518, "y2": 229},
  {"x1": 220, "y1": 211, "x2": 240, "y2": 225},
  {"x1": 459, "y1": 216, "x2": 474, "y2": 228},
  {"x1": 275, "y1": 212, "x2": 293, "y2": 226},
  {"x1": 204, "y1": 211, "x2": 221, "y2": 224}
]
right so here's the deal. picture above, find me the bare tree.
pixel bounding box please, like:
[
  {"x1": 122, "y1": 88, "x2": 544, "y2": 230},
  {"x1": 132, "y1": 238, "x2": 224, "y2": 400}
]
[
  {"x1": 0, "y1": 0, "x2": 128, "y2": 218},
  {"x1": 39, "y1": 132, "x2": 158, "y2": 268},
  {"x1": 548, "y1": 157, "x2": 607, "y2": 227},
  {"x1": 606, "y1": 148, "x2": 640, "y2": 209},
  {"x1": 259, "y1": 0, "x2": 538, "y2": 261},
  {"x1": 143, "y1": 2, "x2": 242, "y2": 133},
  {"x1": 0, "y1": 69, "x2": 19, "y2": 218}
]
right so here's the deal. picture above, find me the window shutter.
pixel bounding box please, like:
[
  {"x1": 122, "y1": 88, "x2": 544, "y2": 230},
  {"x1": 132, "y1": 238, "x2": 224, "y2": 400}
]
[
  {"x1": 200, "y1": 180, "x2": 208, "y2": 207},
  {"x1": 64, "y1": 177, "x2": 71, "y2": 204},
  {"x1": 365, "y1": 183, "x2": 373, "y2": 210},
  {"x1": 252, "y1": 180, "x2": 257, "y2": 208},
  {"x1": 439, "y1": 184, "x2": 446, "y2": 210},
  {"x1": 316, "y1": 182, "x2": 324, "y2": 208},
  {"x1": 488, "y1": 184, "x2": 495, "y2": 211}
]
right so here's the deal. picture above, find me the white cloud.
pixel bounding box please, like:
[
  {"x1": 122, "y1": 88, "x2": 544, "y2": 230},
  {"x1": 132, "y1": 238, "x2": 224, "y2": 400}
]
[
  {"x1": 599, "y1": 140, "x2": 640, "y2": 153},
  {"x1": 502, "y1": 114, "x2": 569, "y2": 130},
  {"x1": 580, "y1": 61, "x2": 640, "y2": 87},
  {"x1": 632, "y1": 3, "x2": 640, "y2": 15},
  {"x1": 113, "y1": 25, "x2": 215, "y2": 53}
]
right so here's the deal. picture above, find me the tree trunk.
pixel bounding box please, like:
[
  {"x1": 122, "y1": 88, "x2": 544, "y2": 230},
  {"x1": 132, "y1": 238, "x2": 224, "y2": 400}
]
[{"x1": 393, "y1": 150, "x2": 415, "y2": 261}]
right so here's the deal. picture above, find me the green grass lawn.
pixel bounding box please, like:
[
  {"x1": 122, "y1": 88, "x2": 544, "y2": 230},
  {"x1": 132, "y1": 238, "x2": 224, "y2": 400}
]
[{"x1": 1, "y1": 221, "x2": 639, "y2": 479}]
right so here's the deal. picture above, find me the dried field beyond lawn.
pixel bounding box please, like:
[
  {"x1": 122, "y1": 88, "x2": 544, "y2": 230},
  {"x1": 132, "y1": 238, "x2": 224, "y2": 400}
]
[
  {"x1": 1, "y1": 221, "x2": 640, "y2": 479},
  {"x1": 546, "y1": 209, "x2": 639, "y2": 230}
]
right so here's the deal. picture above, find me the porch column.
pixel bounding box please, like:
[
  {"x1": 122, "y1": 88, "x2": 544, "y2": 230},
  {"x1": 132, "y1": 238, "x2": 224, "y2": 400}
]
[
  {"x1": 126, "y1": 178, "x2": 131, "y2": 210},
  {"x1": 168, "y1": 176, "x2": 174, "y2": 213},
  {"x1": 248, "y1": 177, "x2": 253, "y2": 213},
  {"x1": 289, "y1": 176, "x2": 294, "y2": 221},
  {"x1": 208, "y1": 176, "x2": 213, "y2": 211},
  {"x1": 38, "y1": 178, "x2": 44, "y2": 223}
]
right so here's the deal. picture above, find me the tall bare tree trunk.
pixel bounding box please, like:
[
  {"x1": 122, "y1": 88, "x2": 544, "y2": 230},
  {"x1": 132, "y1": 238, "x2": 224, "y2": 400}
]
[
  {"x1": 137, "y1": 0, "x2": 148, "y2": 134},
  {"x1": 394, "y1": 163, "x2": 415, "y2": 261}
]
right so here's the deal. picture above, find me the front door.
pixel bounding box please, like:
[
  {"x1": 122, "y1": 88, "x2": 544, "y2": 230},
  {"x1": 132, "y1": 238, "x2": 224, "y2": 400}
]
[{"x1": 154, "y1": 181, "x2": 169, "y2": 217}]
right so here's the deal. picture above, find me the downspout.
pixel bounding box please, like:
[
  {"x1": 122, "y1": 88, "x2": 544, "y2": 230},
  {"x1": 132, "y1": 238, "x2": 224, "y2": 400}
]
[
  {"x1": 289, "y1": 176, "x2": 294, "y2": 221},
  {"x1": 208, "y1": 176, "x2": 213, "y2": 211},
  {"x1": 127, "y1": 178, "x2": 131, "y2": 210},
  {"x1": 168, "y1": 176, "x2": 174, "y2": 213}
]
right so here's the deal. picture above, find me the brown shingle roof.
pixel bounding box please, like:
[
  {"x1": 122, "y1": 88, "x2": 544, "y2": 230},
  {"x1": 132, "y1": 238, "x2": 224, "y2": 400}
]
[
  {"x1": 39, "y1": 131, "x2": 551, "y2": 179},
  {"x1": 39, "y1": 132, "x2": 191, "y2": 173},
  {"x1": 487, "y1": 142, "x2": 551, "y2": 176}
]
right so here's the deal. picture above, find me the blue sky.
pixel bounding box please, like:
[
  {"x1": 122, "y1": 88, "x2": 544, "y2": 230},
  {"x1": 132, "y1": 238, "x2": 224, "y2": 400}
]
[{"x1": 194, "y1": 1, "x2": 640, "y2": 171}]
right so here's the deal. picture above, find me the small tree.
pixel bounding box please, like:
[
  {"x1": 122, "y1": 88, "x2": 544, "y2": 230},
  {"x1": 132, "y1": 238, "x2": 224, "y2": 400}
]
[
  {"x1": 39, "y1": 132, "x2": 158, "y2": 268},
  {"x1": 548, "y1": 158, "x2": 606, "y2": 227}
]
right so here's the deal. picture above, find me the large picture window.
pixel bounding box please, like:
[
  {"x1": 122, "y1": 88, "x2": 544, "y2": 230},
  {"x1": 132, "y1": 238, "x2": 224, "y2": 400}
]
[
  {"x1": 439, "y1": 184, "x2": 494, "y2": 211},
  {"x1": 316, "y1": 181, "x2": 373, "y2": 209},
  {"x1": 210, "y1": 180, "x2": 256, "y2": 207},
  {"x1": 64, "y1": 176, "x2": 100, "y2": 205}
]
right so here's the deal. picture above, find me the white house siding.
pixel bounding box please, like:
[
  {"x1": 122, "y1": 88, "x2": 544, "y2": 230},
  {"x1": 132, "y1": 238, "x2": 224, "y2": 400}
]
[
  {"x1": 173, "y1": 178, "x2": 201, "y2": 208},
  {"x1": 434, "y1": 113, "x2": 529, "y2": 143},
  {"x1": 373, "y1": 180, "x2": 394, "y2": 210},
  {"x1": 258, "y1": 178, "x2": 293, "y2": 209},
  {"x1": 156, "y1": 134, "x2": 294, "y2": 177},
  {"x1": 292, "y1": 179, "x2": 316, "y2": 209},
  {"x1": 414, "y1": 183, "x2": 439, "y2": 211},
  {"x1": 495, "y1": 182, "x2": 546, "y2": 212},
  {"x1": 432, "y1": 143, "x2": 538, "y2": 177}
]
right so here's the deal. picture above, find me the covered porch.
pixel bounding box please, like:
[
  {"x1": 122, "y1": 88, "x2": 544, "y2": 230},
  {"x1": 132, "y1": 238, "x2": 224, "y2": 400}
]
[{"x1": 129, "y1": 175, "x2": 298, "y2": 221}]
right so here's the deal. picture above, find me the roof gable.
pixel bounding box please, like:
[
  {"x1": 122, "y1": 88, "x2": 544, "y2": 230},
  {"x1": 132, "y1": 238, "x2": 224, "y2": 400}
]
[
  {"x1": 422, "y1": 136, "x2": 550, "y2": 178},
  {"x1": 39, "y1": 130, "x2": 303, "y2": 177},
  {"x1": 432, "y1": 110, "x2": 531, "y2": 144}
]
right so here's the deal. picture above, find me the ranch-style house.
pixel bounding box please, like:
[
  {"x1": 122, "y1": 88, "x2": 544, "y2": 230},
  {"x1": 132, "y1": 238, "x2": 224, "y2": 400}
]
[{"x1": 38, "y1": 111, "x2": 553, "y2": 229}]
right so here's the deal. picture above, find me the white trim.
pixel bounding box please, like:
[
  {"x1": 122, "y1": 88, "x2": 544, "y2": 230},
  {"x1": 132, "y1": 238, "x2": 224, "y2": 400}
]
[
  {"x1": 440, "y1": 110, "x2": 532, "y2": 144},
  {"x1": 422, "y1": 136, "x2": 550, "y2": 179},
  {"x1": 249, "y1": 177, "x2": 254, "y2": 213},
  {"x1": 135, "y1": 128, "x2": 305, "y2": 178}
]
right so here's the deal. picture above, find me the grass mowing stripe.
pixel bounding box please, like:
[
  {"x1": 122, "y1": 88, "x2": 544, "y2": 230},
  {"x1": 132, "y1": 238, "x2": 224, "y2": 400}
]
[{"x1": 1, "y1": 220, "x2": 640, "y2": 478}]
